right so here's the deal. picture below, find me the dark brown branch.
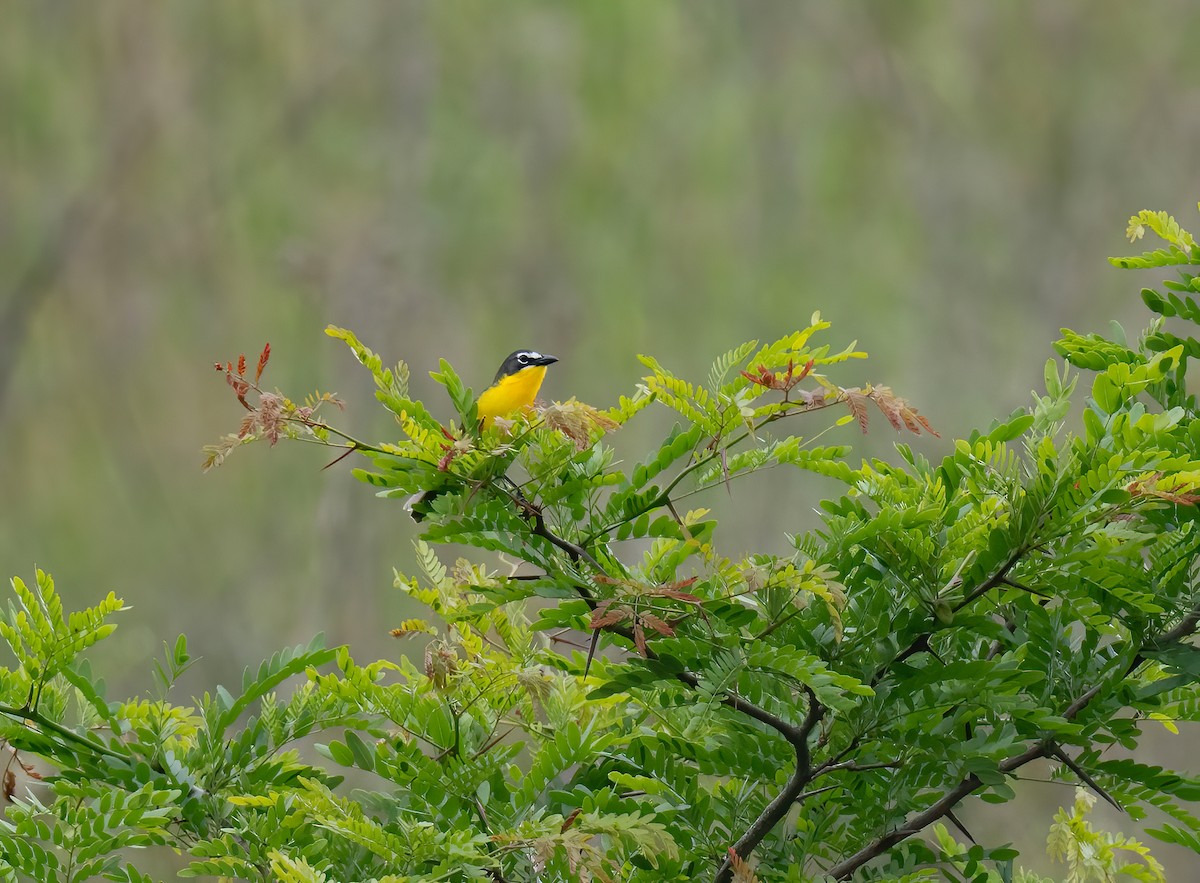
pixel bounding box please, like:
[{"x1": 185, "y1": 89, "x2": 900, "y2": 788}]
[
  {"x1": 530, "y1": 512, "x2": 814, "y2": 741},
  {"x1": 530, "y1": 514, "x2": 606, "y2": 574},
  {"x1": 672, "y1": 669, "x2": 812, "y2": 745},
  {"x1": 828, "y1": 596, "x2": 1200, "y2": 879},
  {"x1": 1049, "y1": 744, "x2": 1123, "y2": 813},
  {"x1": 1155, "y1": 600, "x2": 1200, "y2": 646},
  {"x1": 812, "y1": 758, "x2": 903, "y2": 778},
  {"x1": 528, "y1": 514, "x2": 607, "y2": 674},
  {"x1": 952, "y1": 545, "x2": 1028, "y2": 612},
  {"x1": 1064, "y1": 597, "x2": 1200, "y2": 720},
  {"x1": 529, "y1": 511, "x2": 825, "y2": 881},
  {"x1": 714, "y1": 688, "x2": 824, "y2": 883},
  {"x1": 871, "y1": 546, "x2": 1026, "y2": 687},
  {"x1": 827, "y1": 742, "x2": 1048, "y2": 879},
  {"x1": 998, "y1": 575, "x2": 1050, "y2": 598}
]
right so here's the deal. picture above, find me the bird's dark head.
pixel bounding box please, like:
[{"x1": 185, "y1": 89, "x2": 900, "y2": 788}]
[{"x1": 494, "y1": 349, "x2": 558, "y2": 382}]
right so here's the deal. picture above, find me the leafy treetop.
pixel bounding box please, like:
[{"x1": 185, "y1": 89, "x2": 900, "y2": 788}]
[{"x1": 4, "y1": 207, "x2": 1200, "y2": 882}]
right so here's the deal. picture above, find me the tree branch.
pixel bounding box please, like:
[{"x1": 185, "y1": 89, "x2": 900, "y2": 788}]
[
  {"x1": 528, "y1": 511, "x2": 826, "y2": 879},
  {"x1": 714, "y1": 688, "x2": 823, "y2": 883},
  {"x1": 871, "y1": 545, "x2": 1026, "y2": 687},
  {"x1": 827, "y1": 595, "x2": 1200, "y2": 879},
  {"x1": 1155, "y1": 600, "x2": 1200, "y2": 646},
  {"x1": 530, "y1": 514, "x2": 606, "y2": 574},
  {"x1": 826, "y1": 743, "x2": 1048, "y2": 880},
  {"x1": 529, "y1": 514, "x2": 813, "y2": 743},
  {"x1": 811, "y1": 758, "x2": 904, "y2": 778}
]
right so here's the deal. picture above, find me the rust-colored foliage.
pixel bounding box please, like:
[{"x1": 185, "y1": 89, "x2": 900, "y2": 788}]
[
  {"x1": 436, "y1": 425, "x2": 473, "y2": 472},
  {"x1": 1, "y1": 747, "x2": 41, "y2": 804},
  {"x1": 740, "y1": 358, "x2": 814, "y2": 394},
  {"x1": 593, "y1": 575, "x2": 701, "y2": 603},
  {"x1": 423, "y1": 641, "x2": 458, "y2": 690},
  {"x1": 588, "y1": 601, "x2": 676, "y2": 657},
  {"x1": 841, "y1": 385, "x2": 939, "y2": 437},
  {"x1": 588, "y1": 576, "x2": 701, "y2": 657},
  {"x1": 1127, "y1": 472, "x2": 1200, "y2": 505},
  {"x1": 204, "y1": 343, "x2": 346, "y2": 470},
  {"x1": 844, "y1": 389, "x2": 870, "y2": 435},
  {"x1": 728, "y1": 847, "x2": 761, "y2": 883},
  {"x1": 214, "y1": 342, "x2": 269, "y2": 411},
  {"x1": 255, "y1": 342, "x2": 271, "y2": 383},
  {"x1": 540, "y1": 398, "x2": 620, "y2": 450}
]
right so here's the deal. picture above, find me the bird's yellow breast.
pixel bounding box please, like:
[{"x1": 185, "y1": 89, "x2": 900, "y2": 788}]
[{"x1": 477, "y1": 365, "x2": 548, "y2": 425}]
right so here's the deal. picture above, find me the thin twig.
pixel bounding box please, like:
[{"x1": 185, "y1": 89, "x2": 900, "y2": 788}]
[
  {"x1": 811, "y1": 758, "x2": 903, "y2": 778},
  {"x1": 871, "y1": 546, "x2": 1026, "y2": 688}
]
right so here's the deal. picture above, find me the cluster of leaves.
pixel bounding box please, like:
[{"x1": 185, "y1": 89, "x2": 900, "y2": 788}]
[
  {"x1": 890, "y1": 788, "x2": 1164, "y2": 883},
  {"x1": 202, "y1": 342, "x2": 346, "y2": 472},
  {"x1": 6, "y1": 206, "x2": 1200, "y2": 881}
]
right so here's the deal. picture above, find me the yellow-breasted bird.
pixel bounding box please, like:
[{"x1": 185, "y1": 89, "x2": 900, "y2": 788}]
[
  {"x1": 477, "y1": 349, "x2": 559, "y2": 426},
  {"x1": 407, "y1": 349, "x2": 558, "y2": 521}
]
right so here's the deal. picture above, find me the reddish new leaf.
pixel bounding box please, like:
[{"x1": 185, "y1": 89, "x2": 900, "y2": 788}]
[
  {"x1": 632, "y1": 619, "x2": 648, "y2": 657},
  {"x1": 1128, "y1": 473, "x2": 1200, "y2": 505},
  {"x1": 255, "y1": 342, "x2": 271, "y2": 383},
  {"x1": 867, "y1": 386, "x2": 940, "y2": 438},
  {"x1": 589, "y1": 602, "x2": 631, "y2": 630},
  {"x1": 639, "y1": 612, "x2": 675, "y2": 638},
  {"x1": 657, "y1": 589, "x2": 702, "y2": 603},
  {"x1": 845, "y1": 390, "x2": 869, "y2": 434},
  {"x1": 728, "y1": 847, "x2": 761, "y2": 883},
  {"x1": 658, "y1": 577, "x2": 698, "y2": 592},
  {"x1": 649, "y1": 577, "x2": 702, "y2": 603}
]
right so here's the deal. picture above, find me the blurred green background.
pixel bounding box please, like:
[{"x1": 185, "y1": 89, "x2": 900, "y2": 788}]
[{"x1": 3, "y1": 0, "x2": 1199, "y2": 873}]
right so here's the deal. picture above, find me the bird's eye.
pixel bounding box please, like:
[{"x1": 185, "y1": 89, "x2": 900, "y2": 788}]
[{"x1": 517, "y1": 353, "x2": 530, "y2": 364}]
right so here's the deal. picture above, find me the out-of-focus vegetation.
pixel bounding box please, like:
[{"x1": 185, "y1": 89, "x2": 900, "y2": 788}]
[{"x1": 3, "y1": 2, "x2": 1200, "y2": 873}]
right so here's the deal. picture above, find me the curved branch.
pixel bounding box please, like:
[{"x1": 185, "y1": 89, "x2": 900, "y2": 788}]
[
  {"x1": 827, "y1": 742, "x2": 1048, "y2": 879},
  {"x1": 530, "y1": 514, "x2": 813, "y2": 744},
  {"x1": 828, "y1": 598, "x2": 1200, "y2": 879},
  {"x1": 530, "y1": 514, "x2": 605, "y2": 574},
  {"x1": 714, "y1": 689, "x2": 823, "y2": 883},
  {"x1": 672, "y1": 669, "x2": 811, "y2": 746},
  {"x1": 529, "y1": 512, "x2": 828, "y2": 876}
]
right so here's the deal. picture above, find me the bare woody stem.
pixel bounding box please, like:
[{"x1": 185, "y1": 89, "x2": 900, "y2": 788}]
[
  {"x1": 827, "y1": 743, "x2": 1048, "y2": 879},
  {"x1": 827, "y1": 601, "x2": 1200, "y2": 880},
  {"x1": 871, "y1": 545, "x2": 1026, "y2": 687},
  {"x1": 528, "y1": 513, "x2": 825, "y2": 882},
  {"x1": 713, "y1": 689, "x2": 824, "y2": 883}
]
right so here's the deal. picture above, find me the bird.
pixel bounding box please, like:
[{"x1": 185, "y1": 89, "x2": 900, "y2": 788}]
[
  {"x1": 476, "y1": 349, "x2": 559, "y2": 426},
  {"x1": 407, "y1": 349, "x2": 558, "y2": 521}
]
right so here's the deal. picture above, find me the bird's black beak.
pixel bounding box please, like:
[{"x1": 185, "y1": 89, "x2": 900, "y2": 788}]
[{"x1": 533, "y1": 354, "x2": 559, "y2": 366}]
